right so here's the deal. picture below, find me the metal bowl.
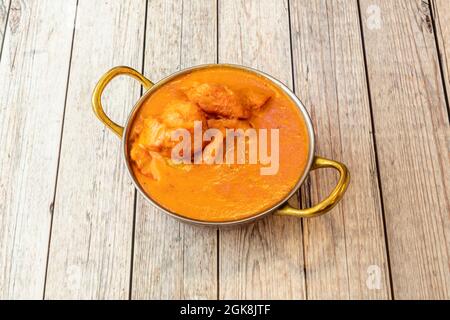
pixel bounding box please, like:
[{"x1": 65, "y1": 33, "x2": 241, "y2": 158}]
[{"x1": 92, "y1": 64, "x2": 350, "y2": 227}]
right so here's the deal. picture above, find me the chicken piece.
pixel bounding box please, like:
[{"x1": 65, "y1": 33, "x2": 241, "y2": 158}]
[
  {"x1": 130, "y1": 143, "x2": 152, "y2": 170},
  {"x1": 161, "y1": 99, "x2": 207, "y2": 130},
  {"x1": 129, "y1": 144, "x2": 165, "y2": 180},
  {"x1": 186, "y1": 83, "x2": 250, "y2": 119},
  {"x1": 239, "y1": 86, "x2": 272, "y2": 110},
  {"x1": 146, "y1": 151, "x2": 165, "y2": 180},
  {"x1": 132, "y1": 99, "x2": 207, "y2": 166},
  {"x1": 135, "y1": 117, "x2": 170, "y2": 152},
  {"x1": 138, "y1": 100, "x2": 206, "y2": 151}
]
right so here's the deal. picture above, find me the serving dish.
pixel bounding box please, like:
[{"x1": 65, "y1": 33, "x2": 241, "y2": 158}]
[{"x1": 92, "y1": 64, "x2": 350, "y2": 226}]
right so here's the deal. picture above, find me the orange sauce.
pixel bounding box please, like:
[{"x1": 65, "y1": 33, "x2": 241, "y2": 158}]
[{"x1": 128, "y1": 66, "x2": 309, "y2": 221}]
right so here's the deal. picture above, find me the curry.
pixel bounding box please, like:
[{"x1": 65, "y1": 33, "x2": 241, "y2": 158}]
[{"x1": 127, "y1": 66, "x2": 309, "y2": 222}]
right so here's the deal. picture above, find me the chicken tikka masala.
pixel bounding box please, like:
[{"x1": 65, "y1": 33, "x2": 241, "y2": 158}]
[{"x1": 128, "y1": 66, "x2": 309, "y2": 222}]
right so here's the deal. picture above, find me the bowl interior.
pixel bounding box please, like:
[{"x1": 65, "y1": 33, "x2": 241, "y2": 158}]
[{"x1": 121, "y1": 63, "x2": 315, "y2": 226}]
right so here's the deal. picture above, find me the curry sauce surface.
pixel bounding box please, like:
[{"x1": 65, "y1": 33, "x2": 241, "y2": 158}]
[{"x1": 128, "y1": 67, "x2": 309, "y2": 221}]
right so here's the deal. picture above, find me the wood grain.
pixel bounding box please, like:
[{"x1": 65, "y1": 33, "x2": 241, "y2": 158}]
[
  {"x1": 0, "y1": 0, "x2": 77, "y2": 299},
  {"x1": 359, "y1": 0, "x2": 450, "y2": 299},
  {"x1": 431, "y1": 0, "x2": 450, "y2": 101},
  {"x1": 44, "y1": 0, "x2": 145, "y2": 299},
  {"x1": 289, "y1": 0, "x2": 391, "y2": 299},
  {"x1": 218, "y1": 0, "x2": 306, "y2": 299},
  {"x1": 0, "y1": 0, "x2": 10, "y2": 56},
  {"x1": 131, "y1": 0, "x2": 218, "y2": 299}
]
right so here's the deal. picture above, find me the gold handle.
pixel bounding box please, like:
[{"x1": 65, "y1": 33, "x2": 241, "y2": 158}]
[
  {"x1": 276, "y1": 156, "x2": 350, "y2": 218},
  {"x1": 92, "y1": 66, "x2": 154, "y2": 138}
]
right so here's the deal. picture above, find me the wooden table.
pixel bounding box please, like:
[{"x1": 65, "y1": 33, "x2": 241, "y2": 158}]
[{"x1": 0, "y1": 0, "x2": 449, "y2": 300}]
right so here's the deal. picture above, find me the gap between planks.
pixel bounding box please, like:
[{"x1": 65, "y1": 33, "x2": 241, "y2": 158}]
[{"x1": 43, "y1": 0, "x2": 80, "y2": 299}]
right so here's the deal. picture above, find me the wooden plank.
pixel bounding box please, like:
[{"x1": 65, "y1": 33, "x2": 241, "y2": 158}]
[
  {"x1": 131, "y1": 0, "x2": 218, "y2": 299},
  {"x1": 359, "y1": 0, "x2": 450, "y2": 299},
  {"x1": 218, "y1": 0, "x2": 306, "y2": 299},
  {"x1": 431, "y1": 0, "x2": 450, "y2": 101},
  {"x1": 44, "y1": 0, "x2": 145, "y2": 299},
  {"x1": 289, "y1": 0, "x2": 391, "y2": 299},
  {"x1": 0, "y1": 0, "x2": 10, "y2": 55},
  {"x1": 0, "y1": 0, "x2": 77, "y2": 299}
]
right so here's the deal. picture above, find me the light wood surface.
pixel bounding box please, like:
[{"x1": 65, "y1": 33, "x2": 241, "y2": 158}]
[
  {"x1": 359, "y1": 0, "x2": 449, "y2": 299},
  {"x1": 45, "y1": 0, "x2": 145, "y2": 299},
  {"x1": 0, "y1": 0, "x2": 448, "y2": 300},
  {"x1": 431, "y1": 0, "x2": 450, "y2": 98},
  {"x1": 0, "y1": 0, "x2": 10, "y2": 54},
  {"x1": 0, "y1": 0, "x2": 77, "y2": 299}
]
